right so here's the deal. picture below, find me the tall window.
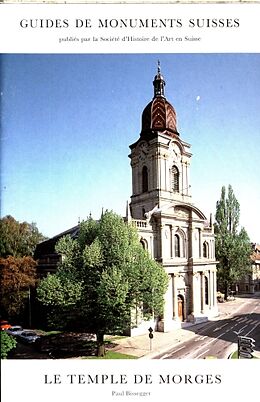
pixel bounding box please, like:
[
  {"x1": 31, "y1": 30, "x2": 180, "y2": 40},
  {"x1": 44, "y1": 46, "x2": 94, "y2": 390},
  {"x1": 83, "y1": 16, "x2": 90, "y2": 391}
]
[
  {"x1": 203, "y1": 241, "x2": 209, "y2": 258},
  {"x1": 142, "y1": 166, "x2": 148, "y2": 193},
  {"x1": 174, "y1": 234, "x2": 181, "y2": 257},
  {"x1": 171, "y1": 165, "x2": 179, "y2": 192},
  {"x1": 205, "y1": 276, "x2": 209, "y2": 305}
]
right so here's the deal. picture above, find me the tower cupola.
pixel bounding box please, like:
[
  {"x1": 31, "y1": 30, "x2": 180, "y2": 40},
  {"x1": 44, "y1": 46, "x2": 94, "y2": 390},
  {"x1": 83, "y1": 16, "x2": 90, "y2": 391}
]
[{"x1": 141, "y1": 62, "x2": 178, "y2": 137}]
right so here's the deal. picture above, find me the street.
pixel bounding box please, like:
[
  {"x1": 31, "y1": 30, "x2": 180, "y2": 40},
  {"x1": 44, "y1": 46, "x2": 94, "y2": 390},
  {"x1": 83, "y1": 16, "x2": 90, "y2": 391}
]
[{"x1": 155, "y1": 294, "x2": 260, "y2": 359}]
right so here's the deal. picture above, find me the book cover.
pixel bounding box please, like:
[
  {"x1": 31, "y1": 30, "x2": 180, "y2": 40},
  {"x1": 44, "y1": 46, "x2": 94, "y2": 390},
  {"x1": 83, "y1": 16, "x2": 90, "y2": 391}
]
[{"x1": 1, "y1": 2, "x2": 259, "y2": 402}]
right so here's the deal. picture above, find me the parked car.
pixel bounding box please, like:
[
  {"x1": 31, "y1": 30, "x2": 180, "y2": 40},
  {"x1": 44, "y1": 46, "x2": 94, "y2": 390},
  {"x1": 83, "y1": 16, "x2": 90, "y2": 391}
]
[
  {"x1": 16, "y1": 330, "x2": 40, "y2": 344},
  {"x1": 6, "y1": 325, "x2": 23, "y2": 336},
  {"x1": 217, "y1": 291, "x2": 225, "y2": 303},
  {"x1": 0, "y1": 320, "x2": 11, "y2": 330}
]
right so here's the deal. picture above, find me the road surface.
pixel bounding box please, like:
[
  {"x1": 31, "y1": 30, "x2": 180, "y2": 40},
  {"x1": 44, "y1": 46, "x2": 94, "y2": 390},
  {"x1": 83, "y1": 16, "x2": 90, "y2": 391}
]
[{"x1": 155, "y1": 294, "x2": 260, "y2": 359}]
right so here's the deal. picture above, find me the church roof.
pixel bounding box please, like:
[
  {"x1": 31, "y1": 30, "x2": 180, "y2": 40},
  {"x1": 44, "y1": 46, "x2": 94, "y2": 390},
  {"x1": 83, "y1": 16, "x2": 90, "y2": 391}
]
[
  {"x1": 141, "y1": 62, "x2": 178, "y2": 137},
  {"x1": 34, "y1": 224, "x2": 79, "y2": 258}
]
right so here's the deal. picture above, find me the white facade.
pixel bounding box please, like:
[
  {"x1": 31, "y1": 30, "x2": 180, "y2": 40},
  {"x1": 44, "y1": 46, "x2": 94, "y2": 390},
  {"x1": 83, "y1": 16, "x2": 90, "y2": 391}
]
[{"x1": 127, "y1": 65, "x2": 218, "y2": 332}]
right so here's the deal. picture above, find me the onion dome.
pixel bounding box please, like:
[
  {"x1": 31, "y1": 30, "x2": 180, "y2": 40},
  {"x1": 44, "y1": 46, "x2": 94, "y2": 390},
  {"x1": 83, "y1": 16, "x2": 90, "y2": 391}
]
[{"x1": 141, "y1": 62, "x2": 178, "y2": 137}]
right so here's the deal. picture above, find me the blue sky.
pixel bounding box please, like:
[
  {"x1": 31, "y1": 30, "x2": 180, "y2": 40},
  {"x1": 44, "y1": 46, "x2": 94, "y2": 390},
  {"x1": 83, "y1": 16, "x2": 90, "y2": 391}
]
[{"x1": 1, "y1": 53, "x2": 260, "y2": 242}]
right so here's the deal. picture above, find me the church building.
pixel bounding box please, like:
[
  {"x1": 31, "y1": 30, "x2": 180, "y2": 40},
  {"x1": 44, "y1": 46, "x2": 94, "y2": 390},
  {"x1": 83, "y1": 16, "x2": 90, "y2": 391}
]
[
  {"x1": 127, "y1": 64, "x2": 218, "y2": 333},
  {"x1": 35, "y1": 63, "x2": 218, "y2": 334}
]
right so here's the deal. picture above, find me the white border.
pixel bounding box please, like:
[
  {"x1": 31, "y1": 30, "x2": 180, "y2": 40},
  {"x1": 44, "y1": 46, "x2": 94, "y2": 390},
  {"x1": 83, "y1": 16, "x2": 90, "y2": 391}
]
[
  {"x1": 1, "y1": 2, "x2": 259, "y2": 402},
  {"x1": 0, "y1": 3, "x2": 260, "y2": 53}
]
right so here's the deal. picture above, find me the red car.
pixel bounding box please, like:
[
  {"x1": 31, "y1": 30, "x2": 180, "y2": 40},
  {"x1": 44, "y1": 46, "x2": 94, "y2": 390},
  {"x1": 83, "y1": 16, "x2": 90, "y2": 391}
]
[{"x1": 0, "y1": 320, "x2": 11, "y2": 330}]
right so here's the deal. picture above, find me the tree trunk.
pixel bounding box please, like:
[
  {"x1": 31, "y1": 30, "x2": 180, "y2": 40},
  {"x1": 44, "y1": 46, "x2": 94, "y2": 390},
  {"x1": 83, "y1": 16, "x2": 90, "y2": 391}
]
[
  {"x1": 224, "y1": 282, "x2": 229, "y2": 301},
  {"x1": 96, "y1": 332, "x2": 105, "y2": 357}
]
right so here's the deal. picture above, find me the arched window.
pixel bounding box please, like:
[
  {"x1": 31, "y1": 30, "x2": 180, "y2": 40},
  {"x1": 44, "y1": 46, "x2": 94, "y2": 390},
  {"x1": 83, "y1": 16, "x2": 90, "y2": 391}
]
[
  {"x1": 203, "y1": 241, "x2": 209, "y2": 258},
  {"x1": 171, "y1": 165, "x2": 179, "y2": 192},
  {"x1": 140, "y1": 238, "x2": 148, "y2": 250},
  {"x1": 174, "y1": 234, "x2": 181, "y2": 257},
  {"x1": 142, "y1": 166, "x2": 148, "y2": 193}
]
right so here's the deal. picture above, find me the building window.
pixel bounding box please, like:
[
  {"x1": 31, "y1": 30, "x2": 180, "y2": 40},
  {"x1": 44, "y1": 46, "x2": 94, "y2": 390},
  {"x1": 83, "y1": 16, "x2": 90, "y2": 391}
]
[
  {"x1": 142, "y1": 166, "x2": 148, "y2": 193},
  {"x1": 174, "y1": 234, "x2": 181, "y2": 257},
  {"x1": 203, "y1": 241, "x2": 209, "y2": 258},
  {"x1": 205, "y1": 276, "x2": 209, "y2": 305},
  {"x1": 171, "y1": 165, "x2": 179, "y2": 192},
  {"x1": 140, "y1": 238, "x2": 148, "y2": 250}
]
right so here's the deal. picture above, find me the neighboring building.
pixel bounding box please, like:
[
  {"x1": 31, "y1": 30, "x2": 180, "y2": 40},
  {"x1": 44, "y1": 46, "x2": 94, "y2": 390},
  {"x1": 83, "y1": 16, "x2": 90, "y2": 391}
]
[
  {"x1": 35, "y1": 64, "x2": 219, "y2": 334},
  {"x1": 35, "y1": 225, "x2": 79, "y2": 278},
  {"x1": 235, "y1": 243, "x2": 260, "y2": 294}
]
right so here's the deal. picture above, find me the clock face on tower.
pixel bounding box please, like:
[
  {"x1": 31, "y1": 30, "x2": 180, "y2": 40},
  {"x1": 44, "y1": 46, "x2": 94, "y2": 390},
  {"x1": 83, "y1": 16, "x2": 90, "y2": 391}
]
[{"x1": 138, "y1": 142, "x2": 148, "y2": 161}]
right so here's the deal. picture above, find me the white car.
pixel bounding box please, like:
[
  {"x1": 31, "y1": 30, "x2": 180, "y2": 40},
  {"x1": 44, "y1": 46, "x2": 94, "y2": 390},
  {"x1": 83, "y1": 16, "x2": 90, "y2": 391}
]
[
  {"x1": 17, "y1": 330, "x2": 40, "y2": 344},
  {"x1": 6, "y1": 325, "x2": 23, "y2": 336}
]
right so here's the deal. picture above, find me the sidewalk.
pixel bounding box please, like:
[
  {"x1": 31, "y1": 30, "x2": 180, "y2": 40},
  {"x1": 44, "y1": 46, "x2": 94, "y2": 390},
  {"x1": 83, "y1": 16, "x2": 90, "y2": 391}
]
[{"x1": 112, "y1": 293, "x2": 260, "y2": 359}]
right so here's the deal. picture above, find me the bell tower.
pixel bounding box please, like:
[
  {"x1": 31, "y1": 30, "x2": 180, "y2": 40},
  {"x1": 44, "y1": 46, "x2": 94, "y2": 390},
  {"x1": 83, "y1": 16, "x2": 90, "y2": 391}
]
[
  {"x1": 129, "y1": 63, "x2": 192, "y2": 220},
  {"x1": 127, "y1": 63, "x2": 218, "y2": 333}
]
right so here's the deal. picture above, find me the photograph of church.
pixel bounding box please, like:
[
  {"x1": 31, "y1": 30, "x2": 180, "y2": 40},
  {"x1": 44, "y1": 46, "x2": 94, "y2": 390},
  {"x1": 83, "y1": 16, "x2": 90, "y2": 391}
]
[{"x1": 35, "y1": 60, "x2": 218, "y2": 334}]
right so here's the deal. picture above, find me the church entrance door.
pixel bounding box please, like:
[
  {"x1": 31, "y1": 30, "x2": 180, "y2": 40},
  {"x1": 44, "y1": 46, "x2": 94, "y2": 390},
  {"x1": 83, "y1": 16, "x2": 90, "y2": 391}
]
[{"x1": 178, "y1": 295, "x2": 184, "y2": 321}]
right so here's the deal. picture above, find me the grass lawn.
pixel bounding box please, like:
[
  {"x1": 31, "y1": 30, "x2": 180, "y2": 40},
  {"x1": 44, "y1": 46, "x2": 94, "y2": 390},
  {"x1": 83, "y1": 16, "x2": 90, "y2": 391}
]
[
  {"x1": 84, "y1": 351, "x2": 137, "y2": 359},
  {"x1": 33, "y1": 331, "x2": 137, "y2": 359}
]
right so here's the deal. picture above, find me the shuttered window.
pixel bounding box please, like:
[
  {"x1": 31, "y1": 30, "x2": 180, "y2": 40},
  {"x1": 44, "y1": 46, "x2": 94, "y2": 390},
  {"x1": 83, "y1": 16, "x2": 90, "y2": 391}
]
[{"x1": 171, "y1": 166, "x2": 179, "y2": 192}]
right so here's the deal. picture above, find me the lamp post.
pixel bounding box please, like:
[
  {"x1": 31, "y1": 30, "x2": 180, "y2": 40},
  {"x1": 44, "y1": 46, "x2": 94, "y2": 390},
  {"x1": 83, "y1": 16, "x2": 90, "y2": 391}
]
[
  {"x1": 148, "y1": 327, "x2": 153, "y2": 351},
  {"x1": 28, "y1": 286, "x2": 32, "y2": 328}
]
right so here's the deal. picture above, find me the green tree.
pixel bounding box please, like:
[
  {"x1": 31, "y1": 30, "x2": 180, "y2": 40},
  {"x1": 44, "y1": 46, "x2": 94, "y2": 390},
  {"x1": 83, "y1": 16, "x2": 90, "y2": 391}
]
[
  {"x1": 215, "y1": 185, "x2": 252, "y2": 299},
  {"x1": 0, "y1": 215, "x2": 46, "y2": 258},
  {"x1": 37, "y1": 211, "x2": 168, "y2": 356},
  {"x1": 36, "y1": 273, "x2": 83, "y2": 328},
  {"x1": 0, "y1": 331, "x2": 17, "y2": 359}
]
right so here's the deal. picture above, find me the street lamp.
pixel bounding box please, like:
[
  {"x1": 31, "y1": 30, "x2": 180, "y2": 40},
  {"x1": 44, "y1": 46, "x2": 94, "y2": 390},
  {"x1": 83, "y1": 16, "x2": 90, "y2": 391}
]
[{"x1": 28, "y1": 286, "x2": 32, "y2": 328}]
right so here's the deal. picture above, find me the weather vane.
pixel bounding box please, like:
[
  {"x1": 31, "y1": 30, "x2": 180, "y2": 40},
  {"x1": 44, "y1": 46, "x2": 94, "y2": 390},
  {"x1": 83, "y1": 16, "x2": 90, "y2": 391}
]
[{"x1": 158, "y1": 60, "x2": 161, "y2": 73}]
